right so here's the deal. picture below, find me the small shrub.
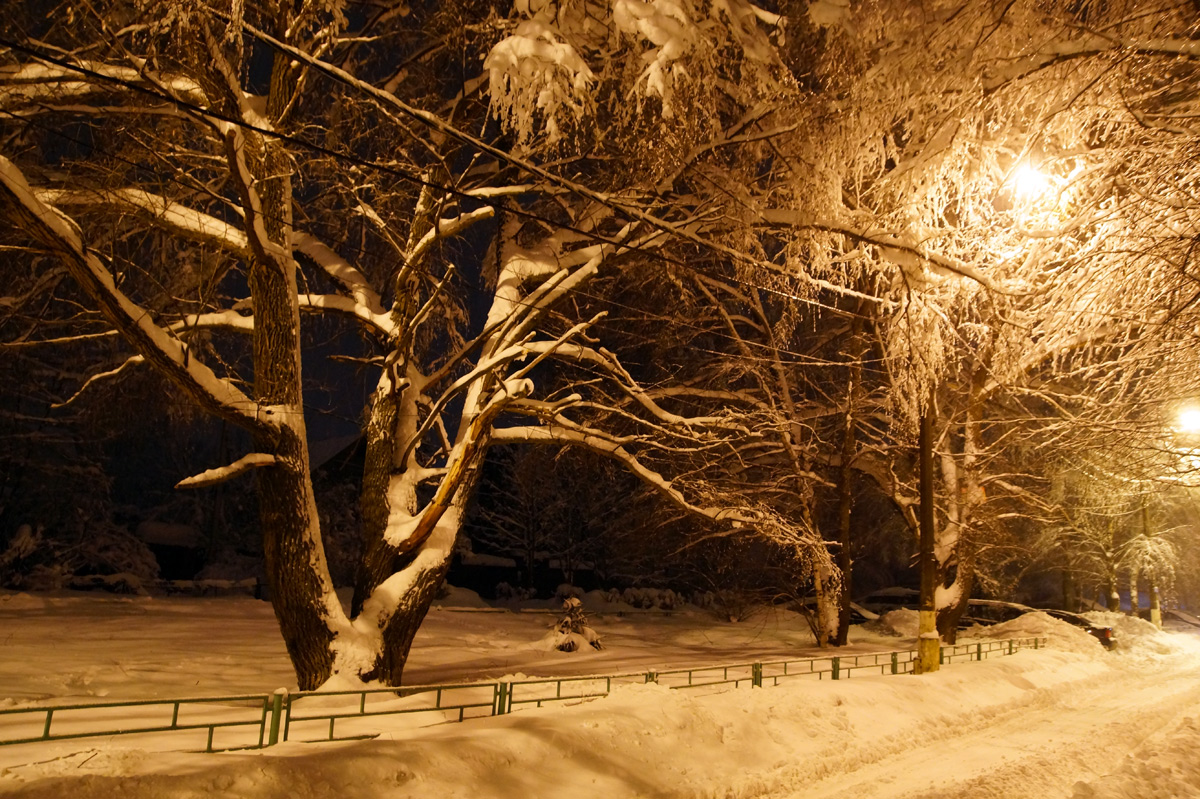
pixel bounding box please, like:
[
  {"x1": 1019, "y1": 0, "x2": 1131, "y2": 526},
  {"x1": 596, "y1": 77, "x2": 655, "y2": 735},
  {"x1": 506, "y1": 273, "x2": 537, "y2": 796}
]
[{"x1": 552, "y1": 597, "x2": 602, "y2": 652}]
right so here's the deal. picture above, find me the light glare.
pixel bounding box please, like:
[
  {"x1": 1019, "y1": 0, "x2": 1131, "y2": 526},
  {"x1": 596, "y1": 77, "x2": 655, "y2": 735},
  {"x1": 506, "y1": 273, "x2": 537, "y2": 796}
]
[
  {"x1": 1012, "y1": 164, "x2": 1052, "y2": 204},
  {"x1": 1178, "y1": 407, "x2": 1200, "y2": 433}
]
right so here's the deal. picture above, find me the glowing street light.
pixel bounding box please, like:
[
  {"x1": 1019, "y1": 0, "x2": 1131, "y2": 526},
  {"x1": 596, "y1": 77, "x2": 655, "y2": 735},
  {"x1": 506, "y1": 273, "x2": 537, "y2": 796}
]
[
  {"x1": 1178, "y1": 406, "x2": 1200, "y2": 434},
  {"x1": 1010, "y1": 163, "x2": 1053, "y2": 205}
]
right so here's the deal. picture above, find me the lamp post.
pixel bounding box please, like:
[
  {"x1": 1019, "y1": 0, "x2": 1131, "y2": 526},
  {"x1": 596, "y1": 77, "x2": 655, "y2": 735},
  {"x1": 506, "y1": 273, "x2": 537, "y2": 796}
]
[{"x1": 1177, "y1": 407, "x2": 1200, "y2": 435}]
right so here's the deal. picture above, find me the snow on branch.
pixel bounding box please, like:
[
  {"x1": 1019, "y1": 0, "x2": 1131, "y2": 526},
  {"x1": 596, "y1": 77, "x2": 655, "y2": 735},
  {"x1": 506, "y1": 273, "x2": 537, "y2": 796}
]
[
  {"x1": 175, "y1": 452, "x2": 277, "y2": 489},
  {"x1": 0, "y1": 61, "x2": 209, "y2": 109},
  {"x1": 228, "y1": 22, "x2": 859, "y2": 303},
  {"x1": 407, "y1": 206, "x2": 495, "y2": 267},
  {"x1": 484, "y1": 18, "x2": 594, "y2": 144},
  {"x1": 0, "y1": 155, "x2": 267, "y2": 430},
  {"x1": 292, "y1": 232, "x2": 388, "y2": 322},
  {"x1": 806, "y1": 219, "x2": 1004, "y2": 294},
  {"x1": 523, "y1": 341, "x2": 750, "y2": 430},
  {"x1": 166, "y1": 310, "x2": 254, "y2": 335},
  {"x1": 400, "y1": 342, "x2": 536, "y2": 463},
  {"x1": 983, "y1": 36, "x2": 1200, "y2": 92},
  {"x1": 297, "y1": 294, "x2": 392, "y2": 337},
  {"x1": 51, "y1": 355, "x2": 145, "y2": 408},
  {"x1": 645, "y1": 385, "x2": 770, "y2": 412},
  {"x1": 35, "y1": 188, "x2": 250, "y2": 255},
  {"x1": 218, "y1": 122, "x2": 292, "y2": 271},
  {"x1": 491, "y1": 423, "x2": 759, "y2": 526}
]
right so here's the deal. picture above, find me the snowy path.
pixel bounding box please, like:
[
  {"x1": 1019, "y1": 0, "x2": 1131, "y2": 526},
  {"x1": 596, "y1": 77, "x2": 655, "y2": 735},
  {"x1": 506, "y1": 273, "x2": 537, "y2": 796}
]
[
  {"x1": 764, "y1": 655, "x2": 1200, "y2": 799},
  {"x1": 5, "y1": 594, "x2": 1200, "y2": 798}
]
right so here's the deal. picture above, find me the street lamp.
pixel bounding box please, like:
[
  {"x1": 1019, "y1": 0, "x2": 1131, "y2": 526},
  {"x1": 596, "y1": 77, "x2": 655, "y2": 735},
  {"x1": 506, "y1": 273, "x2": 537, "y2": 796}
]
[
  {"x1": 1011, "y1": 164, "x2": 1053, "y2": 205},
  {"x1": 1177, "y1": 406, "x2": 1200, "y2": 434}
]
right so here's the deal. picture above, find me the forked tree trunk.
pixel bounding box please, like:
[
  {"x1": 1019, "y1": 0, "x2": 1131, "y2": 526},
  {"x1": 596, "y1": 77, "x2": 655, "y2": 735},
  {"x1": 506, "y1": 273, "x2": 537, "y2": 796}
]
[
  {"x1": 237, "y1": 49, "x2": 342, "y2": 689},
  {"x1": 936, "y1": 560, "x2": 973, "y2": 644},
  {"x1": 932, "y1": 366, "x2": 986, "y2": 645},
  {"x1": 244, "y1": 169, "x2": 336, "y2": 687},
  {"x1": 352, "y1": 376, "x2": 406, "y2": 617}
]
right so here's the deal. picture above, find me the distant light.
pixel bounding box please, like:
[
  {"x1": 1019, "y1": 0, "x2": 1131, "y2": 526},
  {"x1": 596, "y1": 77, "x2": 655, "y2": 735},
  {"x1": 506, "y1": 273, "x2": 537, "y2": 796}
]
[
  {"x1": 1179, "y1": 407, "x2": 1200, "y2": 433},
  {"x1": 1011, "y1": 164, "x2": 1052, "y2": 204}
]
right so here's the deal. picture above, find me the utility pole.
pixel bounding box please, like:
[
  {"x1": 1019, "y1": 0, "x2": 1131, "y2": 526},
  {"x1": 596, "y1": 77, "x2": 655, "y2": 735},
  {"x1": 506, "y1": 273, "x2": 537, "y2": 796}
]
[
  {"x1": 1143, "y1": 495, "x2": 1162, "y2": 629},
  {"x1": 915, "y1": 387, "x2": 940, "y2": 674}
]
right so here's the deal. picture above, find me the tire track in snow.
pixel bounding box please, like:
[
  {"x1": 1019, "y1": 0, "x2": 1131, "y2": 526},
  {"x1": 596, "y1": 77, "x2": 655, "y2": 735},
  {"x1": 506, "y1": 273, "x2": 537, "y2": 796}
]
[{"x1": 758, "y1": 655, "x2": 1200, "y2": 799}]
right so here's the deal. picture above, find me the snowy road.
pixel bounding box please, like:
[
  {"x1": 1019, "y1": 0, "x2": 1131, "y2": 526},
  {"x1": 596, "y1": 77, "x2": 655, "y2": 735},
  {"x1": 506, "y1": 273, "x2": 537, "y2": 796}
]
[
  {"x1": 764, "y1": 652, "x2": 1200, "y2": 799},
  {"x1": 5, "y1": 596, "x2": 1200, "y2": 799}
]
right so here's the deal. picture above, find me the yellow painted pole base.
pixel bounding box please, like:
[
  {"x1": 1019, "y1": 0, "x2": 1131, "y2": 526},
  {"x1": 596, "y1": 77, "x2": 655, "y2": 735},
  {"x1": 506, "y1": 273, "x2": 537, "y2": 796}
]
[{"x1": 913, "y1": 609, "x2": 941, "y2": 675}]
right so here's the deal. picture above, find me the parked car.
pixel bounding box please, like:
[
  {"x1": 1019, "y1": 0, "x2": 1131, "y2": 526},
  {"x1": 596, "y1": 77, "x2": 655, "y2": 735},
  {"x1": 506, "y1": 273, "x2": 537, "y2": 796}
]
[
  {"x1": 1040, "y1": 609, "x2": 1114, "y2": 649},
  {"x1": 857, "y1": 587, "x2": 920, "y2": 614},
  {"x1": 1138, "y1": 607, "x2": 1200, "y2": 634},
  {"x1": 963, "y1": 599, "x2": 1036, "y2": 625},
  {"x1": 793, "y1": 598, "x2": 880, "y2": 625},
  {"x1": 848, "y1": 601, "x2": 880, "y2": 624},
  {"x1": 861, "y1": 591, "x2": 1115, "y2": 648},
  {"x1": 858, "y1": 593, "x2": 1029, "y2": 626}
]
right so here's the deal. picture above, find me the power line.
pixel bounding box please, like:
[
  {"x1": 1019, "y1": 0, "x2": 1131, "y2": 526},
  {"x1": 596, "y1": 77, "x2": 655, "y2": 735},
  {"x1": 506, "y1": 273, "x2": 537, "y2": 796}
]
[
  {"x1": 0, "y1": 51, "x2": 884, "y2": 368},
  {"x1": 0, "y1": 34, "x2": 873, "y2": 321}
]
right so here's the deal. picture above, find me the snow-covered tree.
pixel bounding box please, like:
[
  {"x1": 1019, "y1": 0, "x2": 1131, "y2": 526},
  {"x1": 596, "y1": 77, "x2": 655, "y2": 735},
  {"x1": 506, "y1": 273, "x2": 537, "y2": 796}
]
[{"x1": 0, "y1": 0, "x2": 816, "y2": 688}]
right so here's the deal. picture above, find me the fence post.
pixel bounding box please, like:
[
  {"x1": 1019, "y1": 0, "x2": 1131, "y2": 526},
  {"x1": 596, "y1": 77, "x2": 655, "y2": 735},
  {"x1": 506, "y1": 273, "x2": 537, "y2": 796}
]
[
  {"x1": 890, "y1": 652, "x2": 898, "y2": 675},
  {"x1": 831, "y1": 657, "x2": 840, "y2": 680},
  {"x1": 752, "y1": 663, "x2": 763, "y2": 688},
  {"x1": 1008, "y1": 639, "x2": 1014, "y2": 655},
  {"x1": 267, "y1": 688, "x2": 287, "y2": 746},
  {"x1": 976, "y1": 643, "x2": 982, "y2": 662},
  {"x1": 645, "y1": 671, "x2": 658, "y2": 684},
  {"x1": 493, "y1": 682, "x2": 510, "y2": 715},
  {"x1": 938, "y1": 647, "x2": 944, "y2": 666},
  {"x1": 1034, "y1": 637, "x2": 1040, "y2": 650}
]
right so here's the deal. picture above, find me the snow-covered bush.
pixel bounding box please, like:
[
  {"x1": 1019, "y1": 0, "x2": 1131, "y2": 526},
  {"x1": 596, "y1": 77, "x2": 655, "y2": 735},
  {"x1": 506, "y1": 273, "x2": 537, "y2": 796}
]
[
  {"x1": 691, "y1": 588, "x2": 758, "y2": 622},
  {"x1": 75, "y1": 523, "x2": 160, "y2": 583},
  {"x1": 555, "y1": 583, "x2": 584, "y2": 602},
  {"x1": 495, "y1": 582, "x2": 536, "y2": 601},
  {"x1": 0, "y1": 522, "x2": 158, "y2": 591},
  {"x1": 613, "y1": 586, "x2": 681, "y2": 610},
  {"x1": 0, "y1": 525, "x2": 66, "y2": 590},
  {"x1": 539, "y1": 597, "x2": 603, "y2": 652}
]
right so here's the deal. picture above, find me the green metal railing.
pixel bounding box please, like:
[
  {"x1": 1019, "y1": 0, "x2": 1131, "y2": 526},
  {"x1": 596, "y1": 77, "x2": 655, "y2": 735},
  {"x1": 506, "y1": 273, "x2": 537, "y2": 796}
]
[
  {"x1": 0, "y1": 636, "x2": 1046, "y2": 753},
  {"x1": 282, "y1": 681, "x2": 498, "y2": 742},
  {"x1": 0, "y1": 691, "x2": 281, "y2": 753}
]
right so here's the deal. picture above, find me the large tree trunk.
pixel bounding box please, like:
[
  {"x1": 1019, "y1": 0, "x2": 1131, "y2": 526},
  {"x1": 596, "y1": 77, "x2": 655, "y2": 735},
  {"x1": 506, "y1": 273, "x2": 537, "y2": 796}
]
[
  {"x1": 244, "y1": 82, "x2": 338, "y2": 689},
  {"x1": 932, "y1": 365, "x2": 987, "y2": 644},
  {"x1": 352, "y1": 373, "x2": 408, "y2": 617},
  {"x1": 348, "y1": 389, "x2": 491, "y2": 685},
  {"x1": 360, "y1": 504, "x2": 466, "y2": 685},
  {"x1": 936, "y1": 559, "x2": 973, "y2": 644}
]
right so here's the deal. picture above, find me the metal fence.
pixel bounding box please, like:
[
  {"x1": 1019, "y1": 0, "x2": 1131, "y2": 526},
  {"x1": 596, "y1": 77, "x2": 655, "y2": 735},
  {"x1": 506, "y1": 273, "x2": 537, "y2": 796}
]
[{"x1": 0, "y1": 636, "x2": 1045, "y2": 753}]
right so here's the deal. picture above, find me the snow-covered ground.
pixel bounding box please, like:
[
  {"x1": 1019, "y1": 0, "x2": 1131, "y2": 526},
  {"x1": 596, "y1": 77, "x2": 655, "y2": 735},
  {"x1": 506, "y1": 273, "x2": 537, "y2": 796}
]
[{"x1": 3, "y1": 589, "x2": 1200, "y2": 798}]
